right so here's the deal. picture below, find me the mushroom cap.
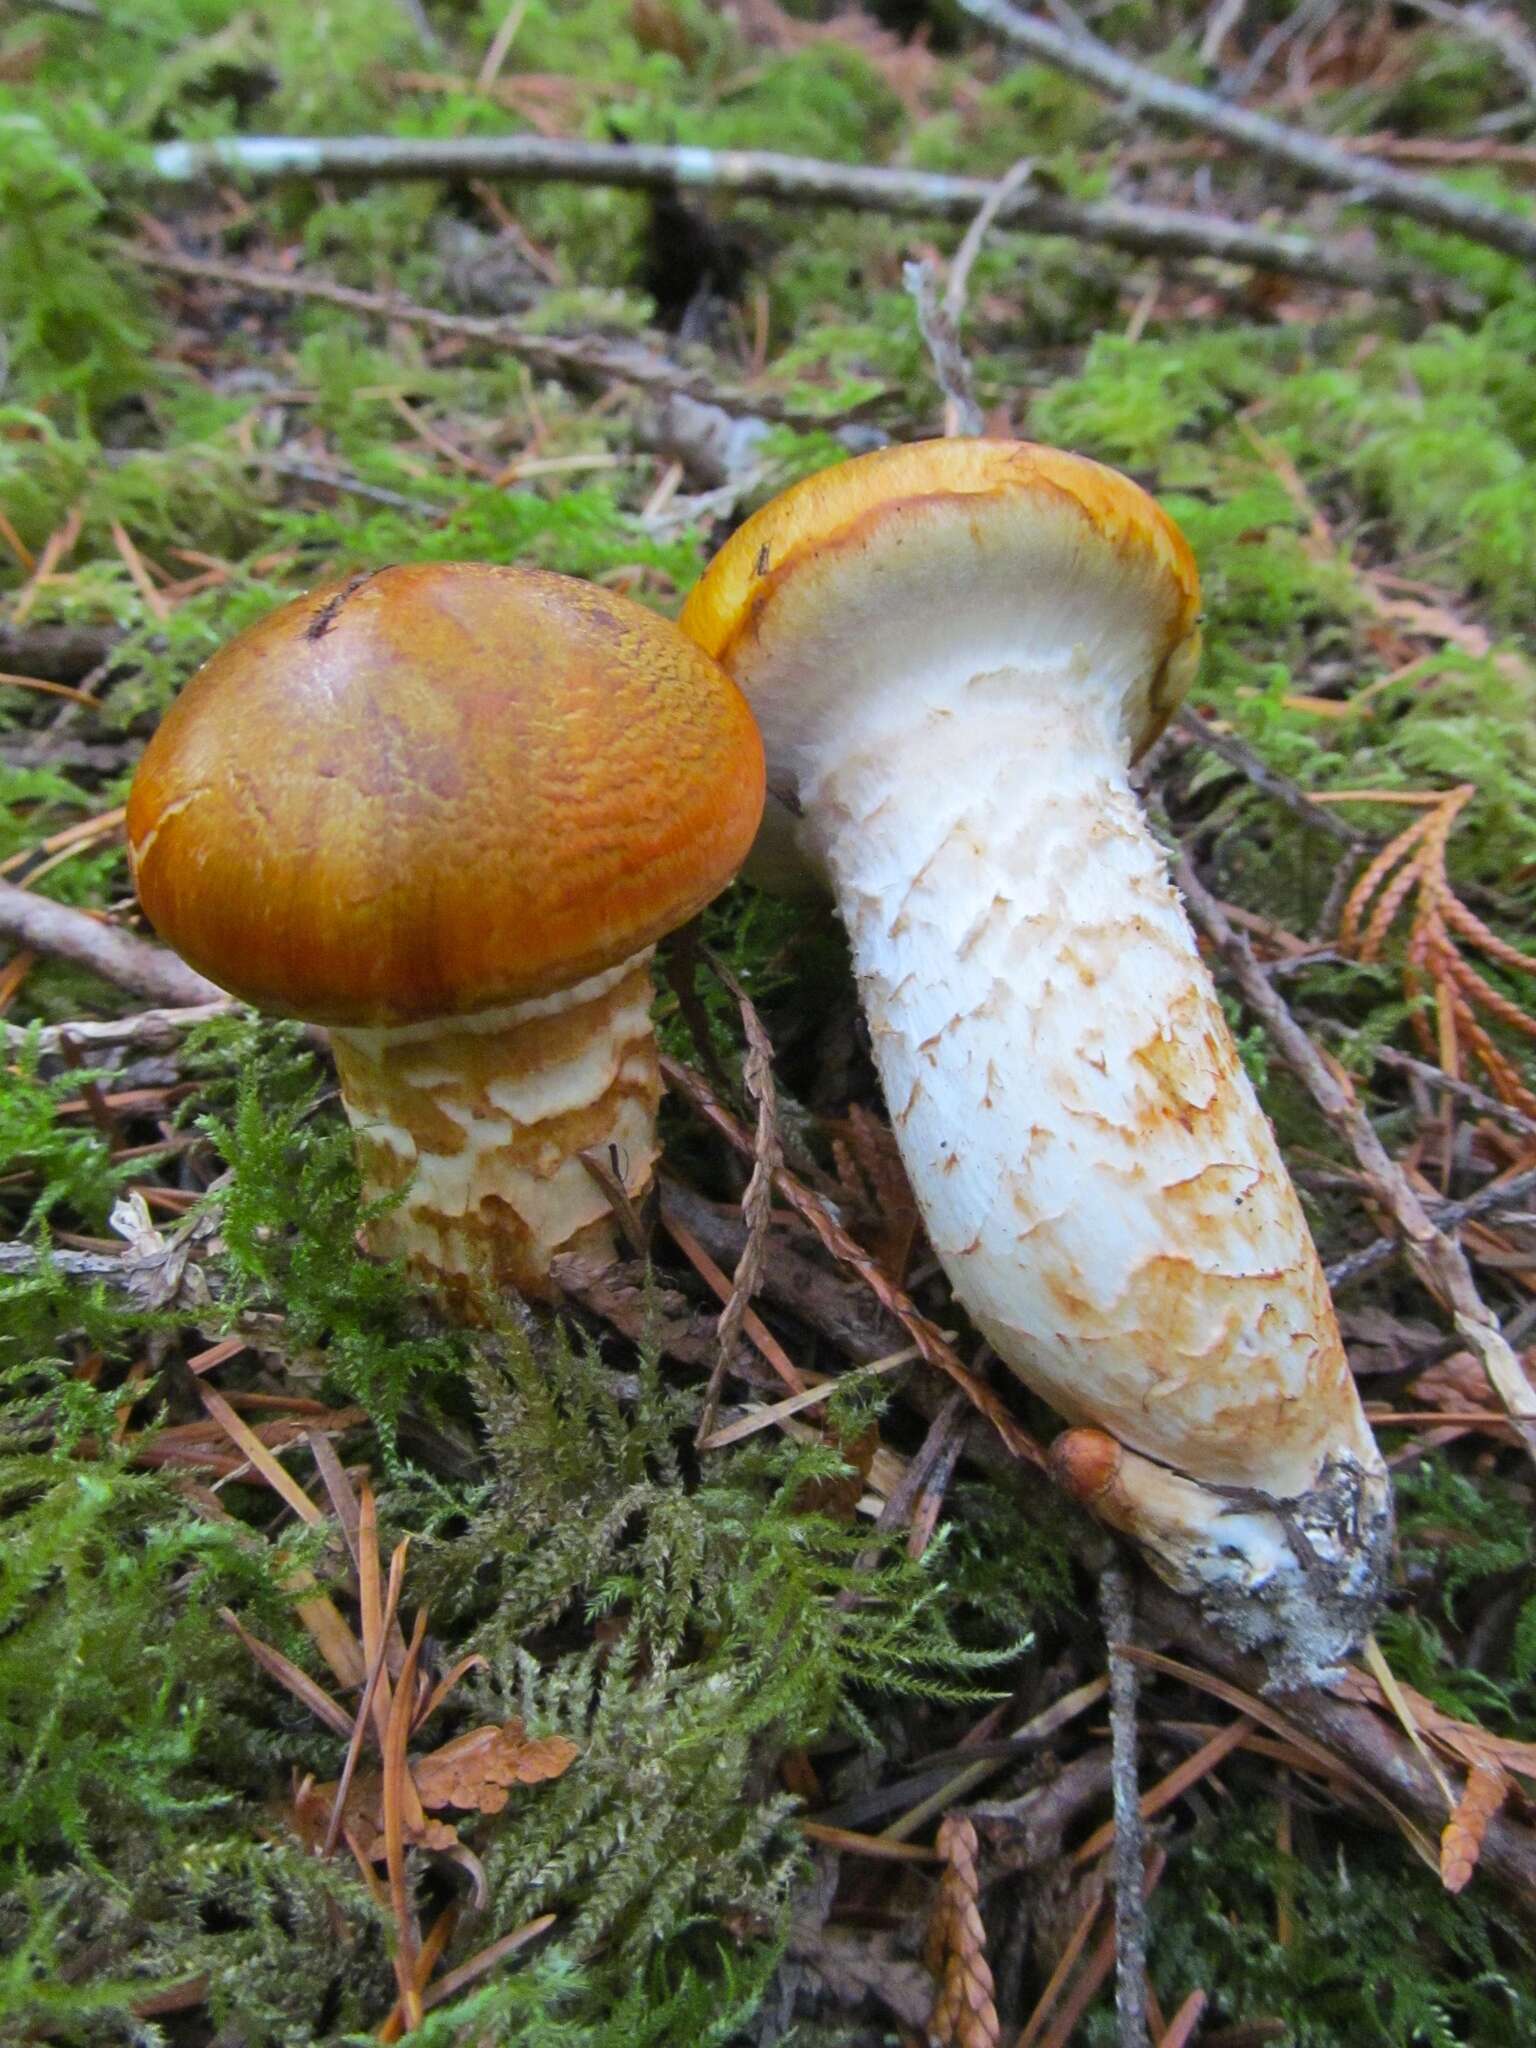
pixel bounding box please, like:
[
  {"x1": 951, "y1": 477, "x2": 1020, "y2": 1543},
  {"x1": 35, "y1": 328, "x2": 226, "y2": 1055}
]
[
  {"x1": 680, "y1": 438, "x2": 1202, "y2": 785},
  {"x1": 128, "y1": 564, "x2": 765, "y2": 1025}
]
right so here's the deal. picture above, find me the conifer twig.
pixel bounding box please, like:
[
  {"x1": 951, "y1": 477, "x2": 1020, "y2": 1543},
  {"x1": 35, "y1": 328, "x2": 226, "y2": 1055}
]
[
  {"x1": 138, "y1": 137, "x2": 1434, "y2": 295},
  {"x1": 956, "y1": 0, "x2": 1536, "y2": 266},
  {"x1": 1174, "y1": 851, "x2": 1536, "y2": 1467},
  {"x1": 1173, "y1": 706, "x2": 1367, "y2": 849},
  {"x1": 1325, "y1": 1161, "x2": 1536, "y2": 1287}
]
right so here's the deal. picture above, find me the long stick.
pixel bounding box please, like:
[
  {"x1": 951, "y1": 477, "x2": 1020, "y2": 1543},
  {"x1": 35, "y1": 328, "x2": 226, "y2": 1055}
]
[
  {"x1": 1101, "y1": 1563, "x2": 1149, "y2": 2048},
  {"x1": 0, "y1": 880, "x2": 224, "y2": 1009},
  {"x1": 128, "y1": 246, "x2": 819, "y2": 423},
  {"x1": 143, "y1": 134, "x2": 1423, "y2": 292},
  {"x1": 956, "y1": 0, "x2": 1536, "y2": 266}
]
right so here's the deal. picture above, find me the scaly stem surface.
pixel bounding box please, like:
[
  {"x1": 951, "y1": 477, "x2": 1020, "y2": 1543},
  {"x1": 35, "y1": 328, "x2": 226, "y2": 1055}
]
[
  {"x1": 806, "y1": 664, "x2": 1388, "y2": 1672},
  {"x1": 330, "y1": 950, "x2": 659, "y2": 1309}
]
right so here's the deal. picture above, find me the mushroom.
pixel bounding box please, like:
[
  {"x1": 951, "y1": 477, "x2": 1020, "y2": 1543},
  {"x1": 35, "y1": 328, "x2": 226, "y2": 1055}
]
[
  {"x1": 681, "y1": 439, "x2": 1388, "y2": 1679},
  {"x1": 128, "y1": 563, "x2": 764, "y2": 1309}
]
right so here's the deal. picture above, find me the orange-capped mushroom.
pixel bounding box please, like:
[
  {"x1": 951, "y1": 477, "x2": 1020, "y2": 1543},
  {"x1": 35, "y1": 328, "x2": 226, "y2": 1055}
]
[
  {"x1": 129, "y1": 563, "x2": 764, "y2": 1307},
  {"x1": 683, "y1": 440, "x2": 1388, "y2": 1680}
]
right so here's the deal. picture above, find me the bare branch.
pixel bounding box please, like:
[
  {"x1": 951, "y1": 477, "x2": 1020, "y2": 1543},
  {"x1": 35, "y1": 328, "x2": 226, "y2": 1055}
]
[
  {"x1": 0, "y1": 881, "x2": 224, "y2": 1009},
  {"x1": 957, "y1": 0, "x2": 1536, "y2": 266},
  {"x1": 127, "y1": 247, "x2": 829, "y2": 425},
  {"x1": 904, "y1": 258, "x2": 983, "y2": 437},
  {"x1": 1398, "y1": 0, "x2": 1536, "y2": 101},
  {"x1": 1325, "y1": 1162, "x2": 1536, "y2": 1289},
  {"x1": 1102, "y1": 1563, "x2": 1150, "y2": 2048},
  {"x1": 140, "y1": 135, "x2": 1437, "y2": 295},
  {"x1": 945, "y1": 156, "x2": 1039, "y2": 322}
]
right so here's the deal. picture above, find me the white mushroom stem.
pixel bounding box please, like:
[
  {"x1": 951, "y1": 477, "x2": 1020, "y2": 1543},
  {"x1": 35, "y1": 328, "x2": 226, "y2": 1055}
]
[
  {"x1": 801, "y1": 661, "x2": 1388, "y2": 1678},
  {"x1": 328, "y1": 949, "x2": 660, "y2": 1309}
]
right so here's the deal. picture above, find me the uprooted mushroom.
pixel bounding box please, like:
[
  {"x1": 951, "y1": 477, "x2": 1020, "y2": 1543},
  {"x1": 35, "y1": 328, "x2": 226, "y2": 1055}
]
[
  {"x1": 682, "y1": 437, "x2": 1389, "y2": 1682},
  {"x1": 128, "y1": 562, "x2": 764, "y2": 1313}
]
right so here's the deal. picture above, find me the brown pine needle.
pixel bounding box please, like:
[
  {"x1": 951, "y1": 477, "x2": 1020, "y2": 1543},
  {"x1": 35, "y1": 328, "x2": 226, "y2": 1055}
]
[
  {"x1": 1362, "y1": 1635, "x2": 1457, "y2": 1809},
  {"x1": 0, "y1": 668, "x2": 100, "y2": 706},
  {"x1": 1156, "y1": 1989, "x2": 1209, "y2": 2048},
  {"x1": 219, "y1": 1608, "x2": 354, "y2": 1740},
  {"x1": 324, "y1": 1538, "x2": 410, "y2": 1860},
  {"x1": 798, "y1": 1819, "x2": 942, "y2": 1863},
  {"x1": 1016, "y1": 1873, "x2": 1105, "y2": 2048},
  {"x1": 418, "y1": 1912, "x2": 557, "y2": 2013},
  {"x1": 376, "y1": 1903, "x2": 460, "y2": 2041},
  {"x1": 1072, "y1": 1715, "x2": 1255, "y2": 1865},
  {"x1": 382, "y1": 1609, "x2": 429, "y2": 2027}
]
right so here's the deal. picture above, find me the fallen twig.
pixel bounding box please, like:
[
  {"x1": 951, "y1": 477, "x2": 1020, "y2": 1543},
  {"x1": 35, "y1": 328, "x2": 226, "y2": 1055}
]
[
  {"x1": 946, "y1": 156, "x2": 1039, "y2": 323},
  {"x1": 0, "y1": 880, "x2": 225, "y2": 1008},
  {"x1": 1174, "y1": 852, "x2": 1536, "y2": 1465},
  {"x1": 1370, "y1": 1044, "x2": 1536, "y2": 1141},
  {"x1": 1173, "y1": 706, "x2": 1366, "y2": 850},
  {"x1": 1101, "y1": 1563, "x2": 1149, "y2": 2048},
  {"x1": 139, "y1": 136, "x2": 1430, "y2": 294},
  {"x1": 1398, "y1": 0, "x2": 1536, "y2": 101},
  {"x1": 957, "y1": 0, "x2": 1536, "y2": 266},
  {"x1": 904, "y1": 257, "x2": 983, "y2": 437},
  {"x1": 127, "y1": 246, "x2": 831, "y2": 425},
  {"x1": 1325, "y1": 1161, "x2": 1536, "y2": 1289},
  {"x1": 2, "y1": 1001, "x2": 236, "y2": 1057}
]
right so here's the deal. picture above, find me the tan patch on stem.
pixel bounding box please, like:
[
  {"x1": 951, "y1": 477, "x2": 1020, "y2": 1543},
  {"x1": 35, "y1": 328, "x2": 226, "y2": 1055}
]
[{"x1": 330, "y1": 954, "x2": 660, "y2": 1311}]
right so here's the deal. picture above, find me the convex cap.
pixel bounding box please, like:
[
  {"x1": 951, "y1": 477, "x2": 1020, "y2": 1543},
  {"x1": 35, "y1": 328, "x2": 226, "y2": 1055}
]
[
  {"x1": 129, "y1": 563, "x2": 765, "y2": 1025},
  {"x1": 681, "y1": 436, "x2": 1203, "y2": 778}
]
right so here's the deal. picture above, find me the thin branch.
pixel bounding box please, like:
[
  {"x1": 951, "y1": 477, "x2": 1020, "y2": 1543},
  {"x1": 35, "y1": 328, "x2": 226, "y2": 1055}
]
[
  {"x1": 1101, "y1": 1562, "x2": 1150, "y2": 2048},
  {"x1": 0, "y1": 881, "x2": 225, "y2": 1009},
  {"x1": 139, "y1": 136, "x2": 1433, "y2": 295},
  {"x1": 1370, "y1": 1043, "x2": 1536, "y2": 1141},
  {"x1": 956, "y1": 0, "x2": 1536, "y2": 266},
  {"x1": 904, "y1": 257, "x2": 983, "y2": 437},
  {"x1": 1174, "y1": 850, "x2": 1536, "y2": 1465},
  {"x1": 126, "y1": 246, "x2": 827, "y2": 425},
  {"x1": 1174, "y1": 705, "x2": 1367, "y2": 848},
  {"x1": 1398, "y1": 0, "x2": 1536, "y2": 101},
  {"x1": 1138, "y1": 1581, "x2": 1536, "y2": 1907},
  {"x1": 2, "y1": 1001, "x2": 235, "y2": 1058},
  {"x1": 946, "y1": 156, "x2": 1039, "y2": 321},
  {"x1": 1325, "y1": 1162, "x2": 1536, "y2": 1289}
]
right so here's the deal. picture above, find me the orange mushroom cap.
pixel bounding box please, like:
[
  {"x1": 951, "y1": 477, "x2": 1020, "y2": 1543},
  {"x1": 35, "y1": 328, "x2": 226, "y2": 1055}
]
[
  {"x1": 128, "y1": 564, "x2": 765, "y2": 1026},
  {"x1": 680, "y1": 437, "x2": 1203, "y2": 768}
]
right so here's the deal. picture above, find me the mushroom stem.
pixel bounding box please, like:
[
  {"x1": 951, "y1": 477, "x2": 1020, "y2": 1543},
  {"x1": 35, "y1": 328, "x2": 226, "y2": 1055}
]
[
  {"x1": 806, "y1": 662, "x2": 1389, "y2": 1678},
  {"x1": 329, "y1": 949, "x2": 661, "y2": 1308}
]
